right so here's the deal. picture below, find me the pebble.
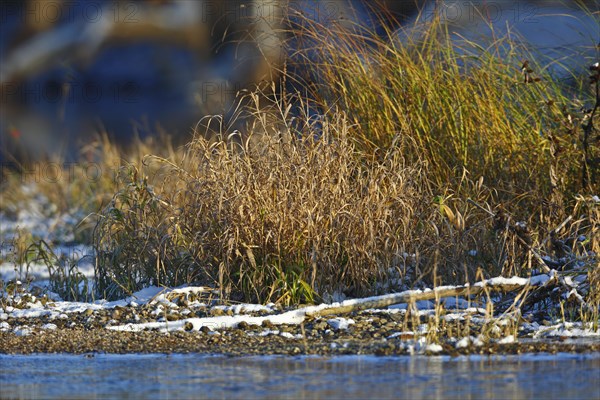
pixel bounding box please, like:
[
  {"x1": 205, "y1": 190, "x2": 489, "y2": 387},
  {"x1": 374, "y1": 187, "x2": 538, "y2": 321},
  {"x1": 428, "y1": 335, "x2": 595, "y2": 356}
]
[
  {"x1": 211, "y1": 308, "x2": 225, "y2": 317},
  {"x1": 262, "y1": 319, "x2": 274, "y2": 328},
  {"x1": 238, "y1": 321, "x2": 250, "y2": 330}
]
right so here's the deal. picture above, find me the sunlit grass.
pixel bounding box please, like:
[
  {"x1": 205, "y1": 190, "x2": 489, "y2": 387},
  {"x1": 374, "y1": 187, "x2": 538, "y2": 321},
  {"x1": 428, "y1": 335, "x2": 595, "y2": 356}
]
[{"x1": 1, "y1": 6, "x2": 598, "y2": 311}]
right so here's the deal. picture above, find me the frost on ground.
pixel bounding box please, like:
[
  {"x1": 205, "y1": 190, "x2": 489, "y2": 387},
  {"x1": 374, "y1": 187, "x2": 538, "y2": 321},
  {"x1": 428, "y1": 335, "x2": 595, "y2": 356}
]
[
  {"x1": 0, "y1": 193, "x2": 95, "y2": 290},
  {"x1": 0, "y1": 188, "x2": 90, "y2": 244}
]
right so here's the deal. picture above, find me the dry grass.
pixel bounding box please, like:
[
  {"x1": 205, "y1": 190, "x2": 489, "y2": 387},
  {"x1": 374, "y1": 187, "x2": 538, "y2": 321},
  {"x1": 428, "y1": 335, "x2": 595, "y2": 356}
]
[
  {"x1": 94, "y1": 105, "x2": 428, "y2": 303},
  {"x1": 0, "y1": 132, "x2": 178, "y2": 242},
  {"x1": 2, "y1": 8, "x2": 599, "y2": 310}
]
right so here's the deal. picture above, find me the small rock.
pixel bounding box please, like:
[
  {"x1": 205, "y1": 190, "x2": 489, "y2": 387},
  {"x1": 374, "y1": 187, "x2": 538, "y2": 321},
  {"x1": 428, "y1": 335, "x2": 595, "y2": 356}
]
[
  {"x1": 200, "y1": 326, "x2": 212, "y2": 334},
  {"x1": 261, "y1": 319, "x2": 274, "y2": 329},
  {"x1": 313, "y1": 320, "x2": 328, "y2": 330},
  {"x1": 238, "y1": 321, "x2": 249, "y2": 330},
  {"x1": 211, "y1": 308, "x2": 225, "y2": 317},
  {"x1": 13, "y1": 327, "x2": 31, "y2": 336},
  {"x1": 390, "y1": 313, "x2": 403, "y2": 322}
]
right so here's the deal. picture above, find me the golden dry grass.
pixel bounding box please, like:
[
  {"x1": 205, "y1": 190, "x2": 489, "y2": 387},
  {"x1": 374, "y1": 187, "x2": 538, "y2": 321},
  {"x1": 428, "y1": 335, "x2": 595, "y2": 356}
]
[{"x1": 1, "y1": 8, "x2": 598, "y2": 308}]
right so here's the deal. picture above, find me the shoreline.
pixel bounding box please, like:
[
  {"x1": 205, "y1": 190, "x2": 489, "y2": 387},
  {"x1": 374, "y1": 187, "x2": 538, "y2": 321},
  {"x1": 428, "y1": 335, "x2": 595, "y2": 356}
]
[
  {"x1": 2, "y1": 283, "x2": 599, "y2": 357},
  {"x1": 2, "y1": 326, "x2": 600, "y2": 357},
  {"x1": 2, "y1": 300, "x2": 599, "y2": 356}
]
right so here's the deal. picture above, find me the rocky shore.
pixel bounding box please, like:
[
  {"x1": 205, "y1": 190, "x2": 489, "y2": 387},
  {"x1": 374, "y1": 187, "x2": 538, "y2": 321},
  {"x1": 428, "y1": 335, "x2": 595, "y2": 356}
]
[
  {"x1": 2, "y1": 289, "x2": 599, "y2": 356},
  {"x1": 2, "y1": 320, "x2": 599, "y2": 357}
]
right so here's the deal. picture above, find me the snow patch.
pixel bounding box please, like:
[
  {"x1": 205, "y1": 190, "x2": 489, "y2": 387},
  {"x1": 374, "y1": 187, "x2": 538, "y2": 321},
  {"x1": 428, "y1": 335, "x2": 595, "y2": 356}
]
[
  {"x1": 498, "y1": 335, "x2": 516, "y2": 344},
  {"x1": 534, "y1": 322, "x2": 600, "y2": 339},
  {"x1": 327, "y1": 318, "x2": 355, "y2": 330},
  {"x1": 13, "y1": 327, "x2": 31, "y2": 336},
  {"x1": 426, "y1": 343, "x2": 443, "y2": 353},
  {"x1": 456, "y1": 336, "x2": 484, "y2": 348}
]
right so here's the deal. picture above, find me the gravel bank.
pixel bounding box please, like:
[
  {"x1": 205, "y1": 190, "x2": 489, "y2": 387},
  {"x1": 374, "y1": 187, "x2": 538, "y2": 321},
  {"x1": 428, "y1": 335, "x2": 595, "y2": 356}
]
[
  {"x1": 2, "y1": 284, "x2": 599, "y2": 356},
  {"x1": 2, "y1": 310, "x2": 599, "y2": 356}
]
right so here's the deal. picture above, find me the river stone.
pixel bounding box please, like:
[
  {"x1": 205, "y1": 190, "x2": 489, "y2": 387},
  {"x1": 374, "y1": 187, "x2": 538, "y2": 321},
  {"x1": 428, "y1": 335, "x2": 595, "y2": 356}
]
[
  {"x1": 237, "y1": 321, "x2": 250, "y2": 330},
  {"x1": 200, "y1": 326, "x2": 211, "y2": 334},
  {"x1": 211, "y1": 308, "x2": 225, "y2": 317},
  {"x1": 313, "y1": 320, "x2": 328, "y2": 330},
  {"x1": 390, "y1": 313, "x2": 404, "y2": 322}
]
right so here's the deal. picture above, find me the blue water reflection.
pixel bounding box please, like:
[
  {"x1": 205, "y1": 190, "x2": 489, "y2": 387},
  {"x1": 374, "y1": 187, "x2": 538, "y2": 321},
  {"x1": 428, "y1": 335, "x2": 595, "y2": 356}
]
[{"x1": 1, "y1": 352, "x2": 599, "y2": 399}]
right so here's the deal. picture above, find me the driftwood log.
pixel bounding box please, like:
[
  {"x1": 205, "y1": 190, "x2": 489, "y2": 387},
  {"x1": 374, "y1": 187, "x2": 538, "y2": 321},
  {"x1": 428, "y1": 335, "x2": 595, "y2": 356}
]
[
  {"x1": 305, "y1": 274, "x2": 559, "y2": 318},
  {"x1": 110, "y1": 272, "x2": 596, "y2": 333}
]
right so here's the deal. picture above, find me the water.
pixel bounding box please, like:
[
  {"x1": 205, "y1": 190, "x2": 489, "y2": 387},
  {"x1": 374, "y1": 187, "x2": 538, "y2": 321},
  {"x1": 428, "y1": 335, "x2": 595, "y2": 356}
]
[
  {"x1": 2, "y1": 1, "x2": 597, "y2": 161},
  {"x1": 1, "y1": 353, "x2": 599, "y2": 399},
  {"x1": 411, "y1": 0, "x2": 598, "y2": 77}
]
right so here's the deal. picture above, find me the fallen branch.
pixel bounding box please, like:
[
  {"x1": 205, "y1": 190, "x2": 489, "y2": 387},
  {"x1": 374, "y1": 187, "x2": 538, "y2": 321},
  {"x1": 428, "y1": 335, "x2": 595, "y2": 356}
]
[
  {"x1": 109, "y1": 274, "x2": 557, "y2": 332},
  {"x1": 306, "y1": 275, "x2": 554, "y2": 317}
]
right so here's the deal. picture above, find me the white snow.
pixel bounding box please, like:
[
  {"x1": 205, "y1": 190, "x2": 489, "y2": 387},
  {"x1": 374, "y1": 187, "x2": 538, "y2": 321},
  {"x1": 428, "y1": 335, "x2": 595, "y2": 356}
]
[
  {"x1": 426, "y1": 343, "x2": 443, "y2": 353},
  {"x1": 13, "y1": 327, "x2": 31, "y2": 336},
  {"x1": 386, "y1": 331, "x2": 414, "y2": 340},
  {"x1": 327, "y1": 318, "x2": 355, "y2": 330},
  {"x1": 403, "y1": 337, "x2": 430, "y2": 355},
  {"x1": 441, "y1": 297, "x2": 473, "y2": 309},
  {"x1": 530, "y1": 274, "x2": 552, "y2": 286},
  {"x1": 534, "y1": 322, "x2": 600, "y2": 339},
  {"x1": 279, "y1": 332, "x2": 300, "y2": 339},
  {"x1": 497, "y1": 335, "x2": 516, "y2": 344},
  {"x1": 389, "y1": 300, "x2": 435, "y2": 310},
  {"x1": 109, "y1": 308, "x2": 309, "y2": 333},
  {"x1": 1, "y1": 267, "x2": 598, "y2": 349},
  {"x1": 456, "y1": 336, "x2": 484, "y2": 348},
  {"x1": 258, "y1": 329, "x2": 280, "y2": 337},
  {"x1": 476, "y1": 276, "x2": 529, "y2": 287}
]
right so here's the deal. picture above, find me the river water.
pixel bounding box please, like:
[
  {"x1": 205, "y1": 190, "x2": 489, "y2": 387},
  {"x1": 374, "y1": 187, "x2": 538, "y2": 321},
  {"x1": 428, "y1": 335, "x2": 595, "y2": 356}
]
[
  {"x1": 1, "y1": 352, "x2": 599, "y2": 399},
  {"x1": 1, "y1": 0, "x2": 597, "y2": 161}
]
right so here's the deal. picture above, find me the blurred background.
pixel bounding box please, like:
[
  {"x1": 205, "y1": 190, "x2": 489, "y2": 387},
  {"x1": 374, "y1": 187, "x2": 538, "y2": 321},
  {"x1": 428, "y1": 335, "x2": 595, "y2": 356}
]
[{"x1": 0, "y1": 0, "x2": 597, "y2": 162}]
